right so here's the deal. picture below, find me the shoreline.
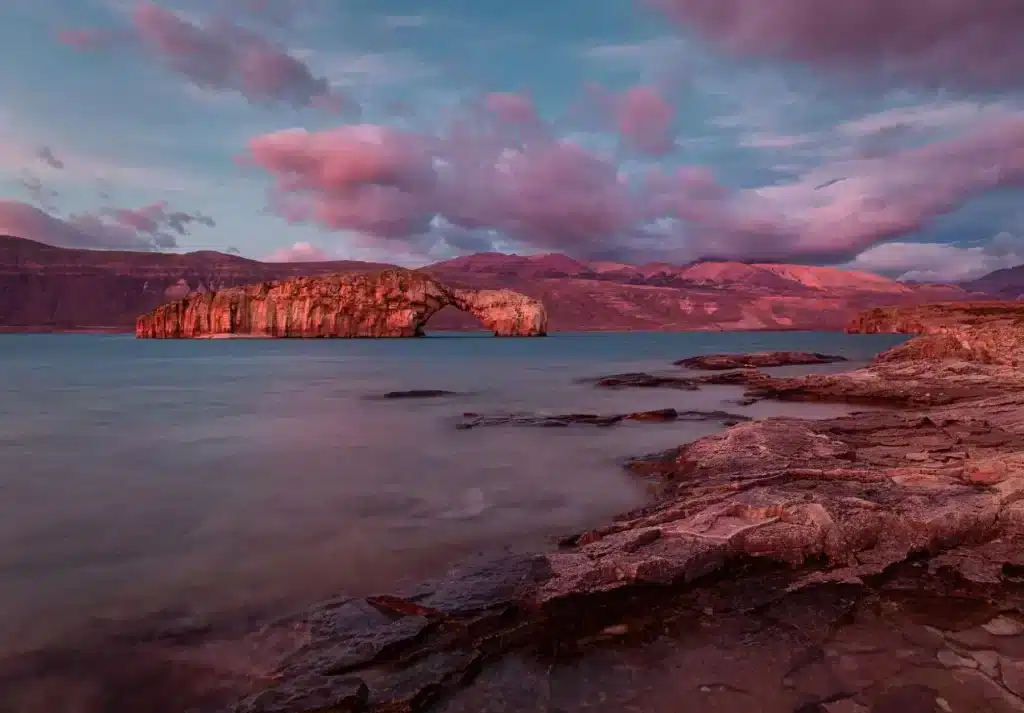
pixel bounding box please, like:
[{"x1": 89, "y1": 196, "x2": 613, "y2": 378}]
[
  {"x1": 6, "y1": 305, "x2": 1024, "y2": 713},
  {"x1": 1, "y1": 325, "x2": 898, "y2": 336}
]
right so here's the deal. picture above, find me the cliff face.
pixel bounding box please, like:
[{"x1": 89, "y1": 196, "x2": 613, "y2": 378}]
[
  {"x1": 135, "y1": 269, "x2": 548, "y2": 338},
  {"x1": 847, "y1": 301, "x2": 1024, "y2": 367},
  {"x1": 846, "y1": 301, "x2": 1024, "y2": 334}
]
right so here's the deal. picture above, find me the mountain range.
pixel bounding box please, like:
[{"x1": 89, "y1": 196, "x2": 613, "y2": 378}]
[{"x1": 0, "y1": 235, "x2": 1017, "y2": 333}]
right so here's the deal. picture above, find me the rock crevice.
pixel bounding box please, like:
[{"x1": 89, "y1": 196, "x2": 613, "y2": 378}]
[{"x1": 135, "y1": 269, "x2": 548, "y2": 338}]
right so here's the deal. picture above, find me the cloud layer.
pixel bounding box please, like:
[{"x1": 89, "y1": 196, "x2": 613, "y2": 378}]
[
  {"x1": 23, "y1": 0, "x2": 1024, "y2": 276},
  {"x1": 61, "y1": 1, "x2": 345, "y2": 110},
  {"x1": 652, "y1": 0, "x2": 1024, "y2": 89},
  {"x1": 0, "y1": 200, "x2": 214, "y2": 251},
  {"x1": 244, "y1": 104, "x2": 1024, "y2": 264},
  {"x1": 264, "y1": 240, "x2": 331, "y2": 262},
  {"x1": 849, "y1": 233, "x2": 1024, "y2": 282}
]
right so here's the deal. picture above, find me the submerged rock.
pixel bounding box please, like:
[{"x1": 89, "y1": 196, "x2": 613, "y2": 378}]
[
  {"x1": 674, "y1": 351, "x2": 848, "y2": 370},
  {"x1": 454, "y1": 409, "x2": 749, "y2": 430},
  {"x1": 366, "y1": 390, "x2": 461, "y2": 401},
  {"x1": 581, "y1": 372, "x2": 700, "y2": 390},
  {"x1": 135, "y1": 270, "x2": 548, "y2": 339}
]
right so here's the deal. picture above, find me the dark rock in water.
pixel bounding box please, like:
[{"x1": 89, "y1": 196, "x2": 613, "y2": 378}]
[
  {"x1": 233, "y1": 675, "x2": 369, "y2": 713},
  {"x1": 580, "y1": 372, "x2": 700, "y2": 390},
  {"x1": 674, "y1": 351, "x2": 848, "y2": 370},
  {"x1": 585, "y1": 370, "x2": 768, "y2": 390},
  {"x1": 368, "y1": 390, "x2": 461, "y2": 400},
  {"x1": 454, "y1": 409, "x2": 750, "y2": 430},
  {"x1": 624, "y1": 408, "x2": 680, "y2": 422}
]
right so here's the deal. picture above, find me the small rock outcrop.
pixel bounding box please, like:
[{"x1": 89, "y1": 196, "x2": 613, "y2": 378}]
[
  {"x1": 135, "y1": 269, "x2": 548, "y2": 338},
  {"x1": 674, "y1": 351, "x2": 847, "y2": 370}
]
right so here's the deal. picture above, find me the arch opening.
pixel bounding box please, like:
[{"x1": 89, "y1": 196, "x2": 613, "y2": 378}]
[{"x1": 420, "y1": 304, "x2": 495, "y2": 335}]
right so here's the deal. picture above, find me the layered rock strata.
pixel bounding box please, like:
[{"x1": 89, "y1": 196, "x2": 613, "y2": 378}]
[
  {"x1": 847, "y1": 300, "x2": 1024, "y2": 335},
  {"x1": 135, "y1": 270, "x2": 548, "y2": 338}
]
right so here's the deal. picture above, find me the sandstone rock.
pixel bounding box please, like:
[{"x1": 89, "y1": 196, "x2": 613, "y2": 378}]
[
  {"x1": 674, "y1": 351, "x2": 847, "y2": 370},
  {"x1": 847, "y1": 301, "x2": 1024, "y2": 335},
  {"x1": 983, "y1": 616, "x2": 1024, "y2": 637},
  {"x1": 1001, "y1": 657, "x2": 1024, "y2": 698},
  {"x1": 135, "y1": 269, "x2": 547, "y2": 338}
]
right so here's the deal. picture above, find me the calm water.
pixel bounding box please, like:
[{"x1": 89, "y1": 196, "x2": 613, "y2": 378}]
[{"x1": 0, "y1": 330, "x2": 906, "y2": 654}]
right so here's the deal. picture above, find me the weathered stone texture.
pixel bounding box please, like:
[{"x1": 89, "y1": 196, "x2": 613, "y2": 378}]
[{"x1": 135, "y1": 269, "x2": 547, "y2": 338}]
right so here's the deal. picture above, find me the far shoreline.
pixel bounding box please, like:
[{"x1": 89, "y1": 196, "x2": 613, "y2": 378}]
[{"x1": 0, "y1": 325, "x2": 867, "y2": 335}]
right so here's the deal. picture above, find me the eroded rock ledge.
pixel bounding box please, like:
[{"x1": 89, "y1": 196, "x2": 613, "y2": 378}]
[{"x1": 135, "y1": 269, "x2": 548, "y2": 338}]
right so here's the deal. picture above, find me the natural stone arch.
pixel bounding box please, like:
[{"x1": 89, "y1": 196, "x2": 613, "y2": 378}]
[{"x1": 136, "y1": 269, "x2": 548, "y2": 338}]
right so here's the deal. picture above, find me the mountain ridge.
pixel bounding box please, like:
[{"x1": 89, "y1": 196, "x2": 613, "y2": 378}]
[{"x1": 0, "y1": 234, "x2": 1002, "y2": 332}]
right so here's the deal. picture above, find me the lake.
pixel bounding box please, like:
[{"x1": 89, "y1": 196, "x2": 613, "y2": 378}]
[{"x1": 0, "y1": 330, "x2": 906, "y2": 656}]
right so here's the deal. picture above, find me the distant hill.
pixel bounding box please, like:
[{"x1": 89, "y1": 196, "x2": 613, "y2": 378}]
[
  {"x1": 962, "y1": 264, "x2": 1024, "y2": 301},
  {"x1": 0, "y1": 235, "x2": 994, "y2": 332}
]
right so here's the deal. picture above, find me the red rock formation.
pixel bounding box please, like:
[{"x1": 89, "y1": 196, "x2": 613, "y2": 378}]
[
  {"x1": 847, "y1": 301, "x2": 1024, "y2": 367},
  {"x1": 845, "y1": 300, "x2": 1024, "y2": 334},
  {"x1": 135, "y1": 269, "x2": 547, "y2": 338}
]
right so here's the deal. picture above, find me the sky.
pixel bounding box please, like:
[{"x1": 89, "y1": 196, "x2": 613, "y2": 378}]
[{"x1": 1, "y1": 0, "x2": 1024, "y2": 281}]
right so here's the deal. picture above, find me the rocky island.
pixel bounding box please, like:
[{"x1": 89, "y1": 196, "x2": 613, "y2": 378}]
[
  {"x1": 134, "y1": 269, "x2": 548, "y2": 338},
  {"x1": 10, "y1": 300, "x2": 1024, "y2": 713}
]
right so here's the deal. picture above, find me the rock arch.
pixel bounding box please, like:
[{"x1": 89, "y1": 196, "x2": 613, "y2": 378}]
[{"x1": 135, "y1": 269, "x2": 548, "y2": 338}]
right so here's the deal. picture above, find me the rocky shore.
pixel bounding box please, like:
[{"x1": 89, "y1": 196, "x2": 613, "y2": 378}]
[{"x1": 8, "y1": 303, "x2": 1024, "y2": 713}]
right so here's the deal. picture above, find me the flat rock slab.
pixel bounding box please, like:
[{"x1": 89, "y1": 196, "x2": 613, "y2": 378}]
[
  {"x1": 579, "y1": 372, "x2": 701, "y2": 390},
  {"x1": 674, "y1": 351, "x2": 848, "y2": 370},
  {"x1": 455, "y1": 409, "x2": 750, "y2": 430},
  {"x1": 366, "y1": 390, "x2": 462, "y2": 400}
]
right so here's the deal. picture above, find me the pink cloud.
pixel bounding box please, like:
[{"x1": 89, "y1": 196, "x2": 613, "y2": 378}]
[
  {"x1": 264, "y1": 241, "x2": 331, "y2": 262},
  {"x1": 571, "y1": 84, "x2": 677, "y2": 155},
  {"x1": 658, "y1": 119, "x2": 1024, "y2": 263},
  {"x1": 249, "y1": 125, "x2": 437, "y2": 237},
  {"x1": 652, "y1": 0, "x2": 1024, "y2": 88},
  {"x1": 451, "y1": 141, "x2": 637, "y2": 249},
  {"x1": 244, "y1": 98, "x2": 1024, "y2": 266},
  {"x1": 0, "y1": 200, "x2": 213, "y2": 251},
  {"x1": 247, "y1": 120, "x2": 639, "y2": 253},
  {"x1": 60, "y1": 2, "x2": 346, "y2": 110},
  {"x1": 483, "y1": 92, "x2": 541, "y2": 127},
  {"x1": 847, "y1": 236, "x2": 1024, "y2": 282},
  {"x1": 109, "y1": 201, "x2": 215, "y2": 238},
  {"x1": 615, "y1": 86, "x2": 677, "y2": 156}
]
